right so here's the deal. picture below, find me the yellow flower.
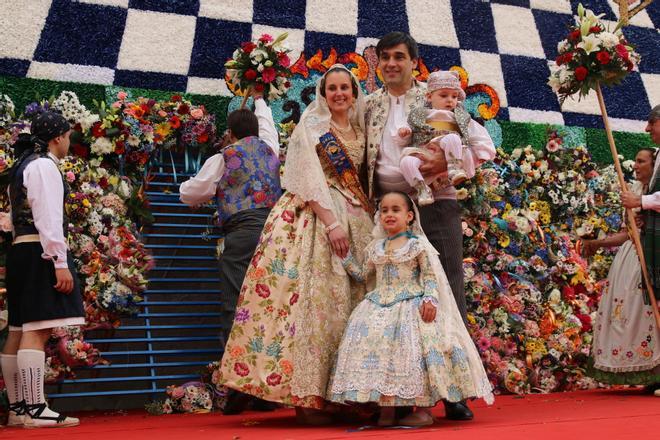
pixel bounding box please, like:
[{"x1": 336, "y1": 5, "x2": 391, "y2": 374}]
[
  {"x1": 82, "y1": 199, "x2": 91, "y2": 208},
  {"x1": 155, "y1": 122, "x2": 171, "y2": 137},
  {"x1": 108, "y1": 175, "x2": 119, "y2": 186},
  {"x1": 498, "y1": 236, "x2": 511, "y2": 248}
]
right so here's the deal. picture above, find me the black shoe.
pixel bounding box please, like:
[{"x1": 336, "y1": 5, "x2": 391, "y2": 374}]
[
  {"x1": 222, "y1": 390, "x2": 252, "y2": 415},
  {"x1": 443, "y1": 400, "x2": 473, "y2": 421},
  {"x1": 395, "y1": 406, "x2": 413, "y2": 420},
  {"x1": 250, "y1": 397, "x2": 278, "y2": 412},
  {"x1": 643, "y1": 383, "x2": 660, "y2": 394}
]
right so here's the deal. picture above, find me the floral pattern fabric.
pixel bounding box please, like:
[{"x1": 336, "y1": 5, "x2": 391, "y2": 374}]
[
  {"x1": 328, "y1": 237, "x2": 493, "y2": 407},
  {"x1": 216, "y1": 136, "x2": 282, "y2": 228},
  {"x1": 214, "y1": 131, "x2": 374, "y2": 408}
]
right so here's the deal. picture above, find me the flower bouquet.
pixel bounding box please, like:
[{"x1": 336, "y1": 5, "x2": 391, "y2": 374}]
[
  {"x1": 548, "y1": 3, "x2": 641, "y2": 103},
  {"x1": 225, "y1": 33, "x2": 292, "y2": 102}
]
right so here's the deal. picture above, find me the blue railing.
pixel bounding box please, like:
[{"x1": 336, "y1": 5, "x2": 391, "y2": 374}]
[{"x1": 48, "y1": 160, "x2": 224, "y2": 403}]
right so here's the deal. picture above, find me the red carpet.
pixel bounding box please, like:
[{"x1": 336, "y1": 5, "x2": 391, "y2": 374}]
[{"x1": 3, "y1": 389, "x2": 659, "y2": 440}]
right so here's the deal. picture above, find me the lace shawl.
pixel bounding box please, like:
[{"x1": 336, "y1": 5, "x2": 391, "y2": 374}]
[{"x1": 281, "y1": 64, "x2": 366, "y2": 214}]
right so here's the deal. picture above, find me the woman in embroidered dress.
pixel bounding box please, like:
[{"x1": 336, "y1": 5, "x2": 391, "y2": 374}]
[
  {"x1": 328, "y1": 192, "x2": 493, "y2": 426},
  {"x1": 214, "y1": 65, "x2": 374, "y2": 423},
  {"x1": 583, "y1": 148, "x2": 660, "y2": 389}
]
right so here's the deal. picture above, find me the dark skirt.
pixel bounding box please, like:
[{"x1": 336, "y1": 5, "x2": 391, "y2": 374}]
[
  {"x1": 219, "y1": 208, "x2": 270, "y2": 336},
  {"x1": 6, "y1": 242, "x2": 84, "y2": 327}
]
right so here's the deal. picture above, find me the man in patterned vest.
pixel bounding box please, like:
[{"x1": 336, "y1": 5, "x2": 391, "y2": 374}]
[{"x1": 180, "y1": 91, "x2": 282, "y2": 413}]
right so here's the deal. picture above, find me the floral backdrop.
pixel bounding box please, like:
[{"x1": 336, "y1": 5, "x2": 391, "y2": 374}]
[{"x1": 0, "y1": 61, "x2": 654, "y2": 414}]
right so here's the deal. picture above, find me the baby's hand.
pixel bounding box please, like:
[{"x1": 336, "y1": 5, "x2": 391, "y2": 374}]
[
  {"x1": 419, "y1": 300, "x2": 437, "y2": 323},
  {"x1": 398, "y1": 127, "x2": 412, "y2": 138}
]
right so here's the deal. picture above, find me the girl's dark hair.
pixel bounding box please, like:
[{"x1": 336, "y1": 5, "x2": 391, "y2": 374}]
[
  {"x1": 379, "y1": 191, "x2": 416, "y2": 225},
  {"x1": 319, "y1": 67, "x2": 359, "y2": 99}
]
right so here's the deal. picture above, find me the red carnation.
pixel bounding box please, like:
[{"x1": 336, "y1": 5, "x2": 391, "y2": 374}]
[
  {"x1": 589, "y1": 26, "x2": 601, "y2": 34},
  {"x1": 169, "y1": 115, "x2": 181, "y2": 129},
  {"x1": 91, "y1": 122, "x2": 106, "y2": 138},
  {"x1": 244, "y1": 69, "x2": 257, "y2": 81},
  {"x1": 234, "y1": 362, "x2": 250, "y2": 377},
  {"x1": 262, "y1": 67, "x2": 276, "y2": 84},
  {"x1": 99, "y1": 177, "x2": 109, "y2": 189},
  {"x1": 171, "y1": 95, "x2": 182, "y2": 102},
  {"x1": 256, "y1": 283, "x2": 271, "y2": 298},
  {"x1": 615, "y1": 44, "x2": 629, "y2": 60},
  {"x1": 197, "y1": 133, "x2": 209, "y2": 144},
  {"x1": 241, "y1": 42, "x2": 256, "y2": 54},
  {"x1": 596, "y1": 51, "x2": 611, "y2": 65},
  {"x1": 561, "y1": 285, "x2": 576, "y2": 301},
  {"x1": 254, "y1": 83, "x2": 265, "y2": 93},
  {"x1": 574, "y1": 66, "x2": 588, "y2": 81},
  {"x1": 177, "y1": 103, "x2": 190, "y2": 115},
  {"x1": 71, "y1": 144, "x2": 89, "y2": 159},
  {"x1": 259, "y1": 34, "x2": 274, "y2": 43},
  {"x1": 568, "y1": 29, "x2": 581, "y2": 42},
  {"x1": 277, "y1": 52, "x2": 291, "y2": 68},
  {"x1": 114, "y1": 140, "x2": 125, "y2": 155},
  {"x1": 266, "y1": 373, "x2": 281, "y2": 386},
  {"x1": 576, "y1": 313, "x2": 592, "y2": 332}
]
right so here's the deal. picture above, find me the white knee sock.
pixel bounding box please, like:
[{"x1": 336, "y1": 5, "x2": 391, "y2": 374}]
[
  {"x1": 0, "y1": 353, "x2": 23, "y2": 406},
  {"x1": 17, "y1": 349, "x2": 46, "y2": 405},
  {"x1": 17, "y1": 349, "x2": 62, "y2": 420}
]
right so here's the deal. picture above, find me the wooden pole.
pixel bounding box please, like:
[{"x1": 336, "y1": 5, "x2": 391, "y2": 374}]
[
  {"x1": 595, "y1": 82, "x2": 660, "y2": 329},
  {"x1": 239, "y1": 86, "x2": 253, "y2": 110},
  {"x1": 239, "y1": 93, "x2": 249, "y2": 109},
  {"x1": 617, "y1": 0, "x2": 654, "y2": 26}
]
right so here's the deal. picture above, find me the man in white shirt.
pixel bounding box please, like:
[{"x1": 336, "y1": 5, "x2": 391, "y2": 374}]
[
  {"x1": 365, "y1": 32, "x2": 495, "y2": 424},
  {"x1": 179, "y1": 93, "x2": 282, "y2": 414},
  {"x1": 1, "y1": 112, "x2": 82, "y2": 428}
]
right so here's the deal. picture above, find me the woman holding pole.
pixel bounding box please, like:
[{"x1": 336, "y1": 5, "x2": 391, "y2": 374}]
[{"x1": 583, "y1": 138, "x2": 660, "y2": 394}]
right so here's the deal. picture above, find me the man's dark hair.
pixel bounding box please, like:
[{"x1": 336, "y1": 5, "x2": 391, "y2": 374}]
[
  {"x1": 226, "y1": 108, "x2": 259, "y2": 140},
  {"x1": 376, "y1": 32, "x2": 419, "y2": 60}
]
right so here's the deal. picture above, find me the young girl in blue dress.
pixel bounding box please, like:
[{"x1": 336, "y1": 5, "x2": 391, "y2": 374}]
[{"x1": 328, "y1": 191, "x2": 493, "y2": 426}]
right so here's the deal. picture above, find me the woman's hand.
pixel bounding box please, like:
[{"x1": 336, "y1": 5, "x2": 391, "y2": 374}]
[
  {"x1": 581, "y1": 239, "x2": 600, "y2": 258},
  {"x1": 621, "y1": 191, "x2": 642, "y2": 209},
  {"x1": 419, "y1": 300, "x2": 437, "y2": 323},
  {"x1": 328, "y1": 226, "x2": 350, "y2": 258}
]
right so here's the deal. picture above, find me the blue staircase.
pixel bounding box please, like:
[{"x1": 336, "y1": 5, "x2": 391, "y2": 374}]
[{"x1": 48, "y1": 164, "x2": 225, "y2": 410}]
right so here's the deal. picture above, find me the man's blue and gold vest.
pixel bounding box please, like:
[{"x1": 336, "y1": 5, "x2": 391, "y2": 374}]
[{"x1": 215, "y1": 136, "x2": 282, "y2": 229}]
